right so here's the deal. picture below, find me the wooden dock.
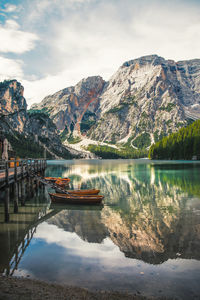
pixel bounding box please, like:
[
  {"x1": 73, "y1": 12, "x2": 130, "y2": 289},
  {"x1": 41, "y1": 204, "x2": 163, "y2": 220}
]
[{"x1": 0, "y1": 159, "x2": 46, "y2": 189}]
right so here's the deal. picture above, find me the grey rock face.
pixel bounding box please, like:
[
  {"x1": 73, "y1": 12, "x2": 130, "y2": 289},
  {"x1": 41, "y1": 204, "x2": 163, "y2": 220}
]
[
  {"x1": 0, "y1": 80, "x2": 27, "y2": 133},
  {"x1": 32, "y1": 76, "x2": 105, "y2": 132},
  {"x1": 91, "y1": 55, "x2": 200, "y2": 145},
  {"x1": 32, "y1": 55, "x2": 200, "y2": 147},
  {"x1": 0, "y1": 80, "x2": 73, "y2": 159}
]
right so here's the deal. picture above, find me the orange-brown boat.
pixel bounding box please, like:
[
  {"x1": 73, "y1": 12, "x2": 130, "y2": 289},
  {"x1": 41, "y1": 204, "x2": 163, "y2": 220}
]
[
  {"x1": 45, "y1": 177, "x2": 70, "y2": 183},
  {"x1": 66, "y1": 189, "x2": 100, "y2": 195},
  {"x1": 55, "y1": 179, "x2": 70, "y2": 187},
  {"x1": 45, "y1": 177, "x2": 59, "y2": 182},
  {"x1": 49, "y1": 193, "x2": 104, "y2": 204}
]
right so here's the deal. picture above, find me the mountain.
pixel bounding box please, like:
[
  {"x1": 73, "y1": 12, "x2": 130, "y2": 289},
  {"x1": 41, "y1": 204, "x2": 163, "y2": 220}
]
[
  {"x1": 32, "y1": 55, "x2": 200, "y2": 151},
  {"x1": 32, "y1": 76, "x2": 105, "y2": 134},
  {"x1": 0, "y1": 80, "x2": 76, "y2": 159}
]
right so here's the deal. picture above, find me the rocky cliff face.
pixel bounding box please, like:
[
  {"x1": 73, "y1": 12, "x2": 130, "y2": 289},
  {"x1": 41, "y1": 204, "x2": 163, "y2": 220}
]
[
  {"x1": 0, "y1": 80, "x2": 74, "y2": 159},
  {"x1": 32, "y1": 76, "x2": 105, "y2": 135},
  {"x1": 0, "y1": 80, "x2": 27, "y2": 133},
  {"x1": 32, "y1": 55, "x2": 200, "y2": 148},
  {"x1": 90, "y1": 55, "x2": 200, "y2": 146}
]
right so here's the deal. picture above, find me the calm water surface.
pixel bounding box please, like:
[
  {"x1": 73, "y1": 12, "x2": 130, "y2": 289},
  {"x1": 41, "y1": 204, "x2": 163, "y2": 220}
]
[{"x1": 0, "y1": 159, "x2": 200, "y2": 299}]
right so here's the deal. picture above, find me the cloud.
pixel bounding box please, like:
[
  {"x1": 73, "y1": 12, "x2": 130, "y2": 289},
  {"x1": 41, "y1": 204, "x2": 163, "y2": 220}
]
[
  {"x1": 0, "y1": 56, "x2": 23, "y2": 80},
  {"x1": 34, "y1": 222, "x2": 129, "y2": 265},
  {"x1": 0, "y1": 19, "x2": 39, "y2": 54},
  {"x1": 22, "y1": 68, "x2": 92, "y2": 106},
  {"x1": 25, "y1": 0, "x2": 94, "y2": 23},
  {"x1": 1, "y1": 4, "x2": 19, "y2": 13},
  {"x1": 1, "y1": 0, "x2": 200, "y2": 106}
]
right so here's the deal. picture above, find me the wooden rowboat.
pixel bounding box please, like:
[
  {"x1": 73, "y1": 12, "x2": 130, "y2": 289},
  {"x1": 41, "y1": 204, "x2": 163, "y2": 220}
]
[
  {"x1": 49, "y1": 193, "x2": 104, "y2": 204},
  {"x1": 45, "y1": 177, "x2": 70, "y2": 183},
  {"x1": 45, "y1": 177, "x2": 59, "y2": 182},
  {"x1": 55, "y1": 179, "x2": 70, "y2": 187},
  {"x1": 56, "y1": 189, "x2": 100, "y2": 195}
]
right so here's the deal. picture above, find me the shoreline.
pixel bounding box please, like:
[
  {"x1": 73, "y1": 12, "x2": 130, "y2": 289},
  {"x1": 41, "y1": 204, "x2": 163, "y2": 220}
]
[{"x1": 0, "y1": 275, "x2": 171, "y2": 300}]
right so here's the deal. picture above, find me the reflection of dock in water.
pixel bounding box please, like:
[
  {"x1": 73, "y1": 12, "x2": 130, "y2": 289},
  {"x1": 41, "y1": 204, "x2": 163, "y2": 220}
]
[{"x1": 0, "y1": 183, "x2": 57, "y2": 276}]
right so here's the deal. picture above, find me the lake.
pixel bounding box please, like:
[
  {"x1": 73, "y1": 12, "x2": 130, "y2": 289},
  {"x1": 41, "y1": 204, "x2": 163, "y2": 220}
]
[{"x1": 0, "y1": 159, "x2": 200, "y2": 299}]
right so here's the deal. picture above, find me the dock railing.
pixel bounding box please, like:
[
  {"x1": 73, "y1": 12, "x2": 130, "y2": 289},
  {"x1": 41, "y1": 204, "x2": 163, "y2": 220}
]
[{"x1": 0, "y1": 158, "x2": 47, "y2": 188}]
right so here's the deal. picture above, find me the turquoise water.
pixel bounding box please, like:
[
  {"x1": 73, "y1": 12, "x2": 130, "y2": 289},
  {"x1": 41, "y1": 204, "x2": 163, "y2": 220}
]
[{"x1": 1, "y1": 159, "x2": 200, "y2": 299}]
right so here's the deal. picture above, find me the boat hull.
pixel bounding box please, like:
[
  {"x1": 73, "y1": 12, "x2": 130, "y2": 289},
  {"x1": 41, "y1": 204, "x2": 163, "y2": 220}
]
[
  {"x1": 49, "y1": 193, "x2": 104, "y2": 204},
  {"x1": 45, "y1": 177, "x2": 70, "y2": 183},
  {"x1": 56, "y1": 189, "x2": 100, "y2": 195}
]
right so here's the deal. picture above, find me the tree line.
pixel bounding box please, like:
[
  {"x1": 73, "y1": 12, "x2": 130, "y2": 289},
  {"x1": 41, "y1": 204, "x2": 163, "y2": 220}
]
[
  {"x1": 87, "y1": 144, "x2": 148, "y2": 159},
  {"x1": 148, "y1": 120, "x2": 200, "y2": 160}
]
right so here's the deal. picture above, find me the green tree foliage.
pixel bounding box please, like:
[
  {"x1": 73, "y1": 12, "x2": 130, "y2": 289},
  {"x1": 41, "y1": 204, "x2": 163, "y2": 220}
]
[
  {"x1": 87, "y1": 144, "x2": 148, "y2": 159},
  {"x1": 60, "y1": 126, "x2": 69, "y2": 142},
  {"x1": 5, "y1": 132, "x2": 53, "y2": 159},
  {"x1": 148, "y1": 120, "x2": 200, "y2": 160},
  {"x1": 67, "y1": 133, "x2": 81, "y2": 144},
  {"x1": 27, "y1": 108, "x2": 50, "y2": 116},
  {"x1": 132, "y1": 133, "x2": 151, "y2": 148}
]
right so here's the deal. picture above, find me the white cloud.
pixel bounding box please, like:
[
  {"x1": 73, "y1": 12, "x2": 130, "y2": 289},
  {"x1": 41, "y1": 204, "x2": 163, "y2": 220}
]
[
  {"x1": 0, "y1": 56, "x2": 23, "y2": 80},
  {"x1": 22, "y1": 68, "x2": 92, "y2": 106},
  {"x1": 1, "y1": 0, "x2": 200, "y2": 106},
  {"x1": 0, "y1": 19, "x2": 39, "y2": 54},
  {"x1": 26, "y1": 0, "x2": 94, "y2": 22},
  {"x1": 34, "y1": 222, "x2": 131, "y2": 265},
  {"x1": 2, "y1": 4, "x2": 19, "y2": 13}
]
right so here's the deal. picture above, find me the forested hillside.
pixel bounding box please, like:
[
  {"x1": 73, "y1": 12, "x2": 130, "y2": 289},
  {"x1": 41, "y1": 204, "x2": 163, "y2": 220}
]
[
  {"x1": 87, "y1": 144, "x2": 147, "y2": 159},
  {"x1": 148, "y1": 120, "x2": 200, "y2": 160}
]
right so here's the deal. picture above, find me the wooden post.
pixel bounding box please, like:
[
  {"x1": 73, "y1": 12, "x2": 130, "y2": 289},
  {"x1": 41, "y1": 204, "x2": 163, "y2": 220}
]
[
  {"x1": 14, "y1": 160, "x2": 17, "y2": 182},
  {"x1": 21, "y1": 160, "x2": 24, "y2": 179},
  {"x1": 27, "y1": 176, "x2": 31, "y2": 198},
  {"x1": 34, "y1": 160, "x2": 36, "y2": 173},
  {"x1": 13, "y1": 182, "x2": 18, "y2": 213},
  {"x1": 18, "y1": 181, "x2": 20, "y2": 199},
  {"x1": 5, "y1": 161, "x2": 9, "y2": 186},
  {"x1": 21, "y1": 180, "x2": 25, "y2": 206},
  {"x1": 30, "y1": 159, "x2": 32, "y2": 173},
  {"x1": 30, "y1": 177, "x2": 34, "y2": 197},
  {"x1": 4, "y1": 186, "x2": 10, "y2": 222},
  {"x1": 26, "y1": 159, "x2": 29, "y2": 177}
]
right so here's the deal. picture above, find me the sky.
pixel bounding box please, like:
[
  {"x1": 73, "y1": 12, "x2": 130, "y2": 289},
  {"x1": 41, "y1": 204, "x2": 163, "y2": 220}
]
[{"x1": 0, "y1": 0, "x2": 200, "y2": 106}]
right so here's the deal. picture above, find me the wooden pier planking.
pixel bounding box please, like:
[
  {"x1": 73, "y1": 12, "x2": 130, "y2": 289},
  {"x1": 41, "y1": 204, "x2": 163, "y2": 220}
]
[{"x1": 0, "y1": 159, "x2": 47, "y2": 189}]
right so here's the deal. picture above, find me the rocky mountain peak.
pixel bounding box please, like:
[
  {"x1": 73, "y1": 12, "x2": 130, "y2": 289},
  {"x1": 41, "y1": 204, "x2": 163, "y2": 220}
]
[
  {"x1": 74, "y1": 76, "x2": 105, "y2": 96},
  {"x1": 32, "y1": 75, "x2": 106, "y2": 132},
  {"x1": 32, "y1": 54, "x2": 200, "y2": 150},
  {"x1": 0, "y1": 79, "x2": 76, "y2": 159},
  {"x1": 122, "y1": 54, "x2": 164, "y2": 68},
  {"x1": 0, "y1": 79, "x2": 27, "y2": 115}
]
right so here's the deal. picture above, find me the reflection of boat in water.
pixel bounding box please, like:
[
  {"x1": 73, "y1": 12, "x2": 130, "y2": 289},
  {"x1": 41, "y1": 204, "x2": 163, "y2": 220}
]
[
  {"x1": 50, "y1": 203, "x2": 104, "y2": 211},
  {"x1": 49, "y1": 193, "x2": 104, "y2": 204},
  {"x1": 56, "y1": 189, "x2": 100, "y2": 195}
]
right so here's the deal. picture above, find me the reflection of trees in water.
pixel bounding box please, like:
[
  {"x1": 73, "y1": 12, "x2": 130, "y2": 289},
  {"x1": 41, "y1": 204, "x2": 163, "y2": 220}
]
[{"x1": 153, "y1": 164, "x2": 200, "y2": 197}]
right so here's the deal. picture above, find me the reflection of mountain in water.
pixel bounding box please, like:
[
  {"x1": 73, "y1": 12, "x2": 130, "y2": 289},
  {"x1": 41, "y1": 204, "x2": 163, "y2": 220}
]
[
  {"x1": 48, "y1": 209, "x2": 108, "y2": 243},
  {"x1": 50, "y1": 161, "x2": 200, "y2": 264}
]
